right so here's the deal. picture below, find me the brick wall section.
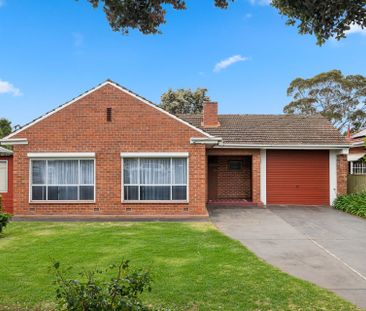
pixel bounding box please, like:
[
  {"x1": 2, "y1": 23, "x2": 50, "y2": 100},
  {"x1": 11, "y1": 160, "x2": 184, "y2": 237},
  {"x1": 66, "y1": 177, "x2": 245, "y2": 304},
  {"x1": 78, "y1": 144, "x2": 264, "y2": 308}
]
[
  {"x1": 12, "y1": 84, "x2": 208, "y2": 217},
  {"x1": 214, "y1": 156, "x2": 251, "y2": 200},
  {"x1": 337, "y1": 154, "x2": 348, "y2": 196},
  {"x1": 202, "y1": 102, "x2": 220, "y2": 128},
  {"x1": 207, "y1": 149, "x2": 261, "y2": 203},
  {"x1": 0, "y1": 156, "x2": 13, "y2": 213}
]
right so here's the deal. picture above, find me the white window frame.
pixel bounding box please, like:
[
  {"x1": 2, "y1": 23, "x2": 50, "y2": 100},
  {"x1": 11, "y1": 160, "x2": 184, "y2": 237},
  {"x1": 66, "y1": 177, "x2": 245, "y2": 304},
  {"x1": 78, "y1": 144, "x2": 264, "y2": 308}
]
[
  {"x1": 0, "y1": 160, "x2": 8, "y2": 193},
  {"x1": 121, "y1": 153, "x2": 189, "y2": 203},
  {"x1": 349, "y1": 160, "x2": 366, "y2": 175},
  {"x1": 29, "y1": 158, "x2": 96, "y2": 203}
]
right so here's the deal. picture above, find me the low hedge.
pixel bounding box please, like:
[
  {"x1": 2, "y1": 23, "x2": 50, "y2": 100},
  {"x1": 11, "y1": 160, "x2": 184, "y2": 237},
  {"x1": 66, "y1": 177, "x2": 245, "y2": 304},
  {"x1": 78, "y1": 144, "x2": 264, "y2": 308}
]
[{"x1": 334, "y1": 192, "x2": 366, "y2": 218}]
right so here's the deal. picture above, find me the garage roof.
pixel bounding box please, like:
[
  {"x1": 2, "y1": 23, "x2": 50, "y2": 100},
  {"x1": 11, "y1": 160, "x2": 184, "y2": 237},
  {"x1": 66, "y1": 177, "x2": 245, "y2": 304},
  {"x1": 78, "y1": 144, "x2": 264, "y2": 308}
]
[{"x1": 178, "y1": 114, "x2": 348, "y2": 146}]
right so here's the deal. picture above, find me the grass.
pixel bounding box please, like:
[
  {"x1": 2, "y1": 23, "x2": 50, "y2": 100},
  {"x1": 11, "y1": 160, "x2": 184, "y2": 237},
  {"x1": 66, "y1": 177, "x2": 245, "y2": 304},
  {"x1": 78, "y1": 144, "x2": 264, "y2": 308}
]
[
  {"x1": 0, "y1": 222, "x2": 360, "y2": 311},
  {"x1": 334, "y1": 192, "x2": 366, "y2": 218}
]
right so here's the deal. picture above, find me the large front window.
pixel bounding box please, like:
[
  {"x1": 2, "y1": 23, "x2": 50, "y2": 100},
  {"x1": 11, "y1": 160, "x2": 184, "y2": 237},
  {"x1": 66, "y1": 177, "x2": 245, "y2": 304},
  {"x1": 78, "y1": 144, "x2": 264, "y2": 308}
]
[
  {"x1": 30, "y1": 159, "x2": 95, "y2": 201},
  {"x1": 123, "y1": 158, "x2": 188, "y2": 201}
]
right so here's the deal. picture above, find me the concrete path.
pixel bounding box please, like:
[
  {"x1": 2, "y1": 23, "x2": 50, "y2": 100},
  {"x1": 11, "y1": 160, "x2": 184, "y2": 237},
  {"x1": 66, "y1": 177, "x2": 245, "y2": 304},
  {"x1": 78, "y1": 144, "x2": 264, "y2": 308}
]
[{"x1": 209, "y1": 206, "x2": 366, "y2": 309}]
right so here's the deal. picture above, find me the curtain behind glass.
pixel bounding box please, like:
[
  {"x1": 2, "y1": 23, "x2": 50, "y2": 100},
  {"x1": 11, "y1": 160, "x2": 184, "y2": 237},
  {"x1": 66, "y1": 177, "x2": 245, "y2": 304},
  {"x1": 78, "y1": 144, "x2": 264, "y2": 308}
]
[
  {"x1": 32, "y1": 160, "x2": 46, "y2": 184},
  {"x1": 80, "y1": 160, "x2": 94, "y2": 184},
  {"x1": 140, "y1": 159, "x2": 170, "y2": 185},
  {"x1": 48, "y1": 160, "x2": 78, "y2": 185},
  {"x1": 173, "y1": 158, "x2": 187, "y2": 185},
  {"x1": 124, "y1": 159, "x2": 139, "y2": 184}
]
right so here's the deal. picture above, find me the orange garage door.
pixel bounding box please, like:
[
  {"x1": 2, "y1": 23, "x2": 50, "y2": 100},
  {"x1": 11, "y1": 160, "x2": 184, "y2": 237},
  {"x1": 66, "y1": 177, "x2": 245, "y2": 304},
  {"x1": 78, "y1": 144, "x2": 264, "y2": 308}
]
[{"x1": 267, "y1": 150, "x2": 329, "y2": 205}]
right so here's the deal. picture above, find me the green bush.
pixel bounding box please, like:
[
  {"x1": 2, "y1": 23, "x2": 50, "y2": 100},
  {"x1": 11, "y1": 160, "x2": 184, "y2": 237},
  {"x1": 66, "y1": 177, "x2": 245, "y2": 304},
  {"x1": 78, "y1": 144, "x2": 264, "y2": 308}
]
[
  {"x1": 53, "y1": 259, "x2": 171, "y2": 311},
  {"x1": 333, "y1": 192, "x2": 366, "y2": 218},
  {"x1": 0, "y1": 194, "x2": 11, "y2": 234}
]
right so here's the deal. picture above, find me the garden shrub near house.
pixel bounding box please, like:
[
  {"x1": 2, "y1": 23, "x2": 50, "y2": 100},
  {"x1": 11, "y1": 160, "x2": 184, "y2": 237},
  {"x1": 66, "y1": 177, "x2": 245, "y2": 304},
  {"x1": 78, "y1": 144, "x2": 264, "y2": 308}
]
[
  {"x1": 0, "y1": 195, "x2": 11, "y2": 233},
  {"x1": 334, "y1": 192, "x2": 366, "y2": 218},
  {"x1": 53, "y1": 259, "x2": 170, "y2": 311}
]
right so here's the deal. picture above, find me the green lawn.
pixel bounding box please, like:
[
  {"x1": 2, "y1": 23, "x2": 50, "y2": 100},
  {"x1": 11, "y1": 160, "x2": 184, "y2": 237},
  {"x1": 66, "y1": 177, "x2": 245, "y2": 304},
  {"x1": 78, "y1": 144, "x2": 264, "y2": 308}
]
[{"x1": 0, "y1": 222, "x2": 360, "y2": 311}]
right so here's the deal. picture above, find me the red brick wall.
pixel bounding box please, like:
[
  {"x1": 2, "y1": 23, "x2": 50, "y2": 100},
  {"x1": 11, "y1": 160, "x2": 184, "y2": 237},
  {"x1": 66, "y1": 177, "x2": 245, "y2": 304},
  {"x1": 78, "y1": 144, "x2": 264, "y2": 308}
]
[
  {"x1": 337, "y1": 154, "x2": 348, "y2": 196},
  {"x1": 206, "y1": 149, "x2": 261, "y2": 203},
  {"x1": 11, "y1": 84, "x2": 208, "y2": 217},
  {"x1": 212, "y1": 156, "x2": 252, "y2": 200},
  {"x1": 0, "y1": 156, "x2": 13, "y2": 214}
]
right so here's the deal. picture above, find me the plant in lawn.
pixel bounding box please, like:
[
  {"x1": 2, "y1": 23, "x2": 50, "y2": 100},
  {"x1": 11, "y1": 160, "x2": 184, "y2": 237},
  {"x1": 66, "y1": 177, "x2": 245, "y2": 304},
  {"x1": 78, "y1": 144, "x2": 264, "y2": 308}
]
[
  {"x1": 0, "y1": 194, "x2": 11, "y2": 234},
  {"x1": 52, "y1": 259, "x2": 171, "y2": 311},
  {"x1": 334, "y1": 192, "x2": 366, "y2": 218}
]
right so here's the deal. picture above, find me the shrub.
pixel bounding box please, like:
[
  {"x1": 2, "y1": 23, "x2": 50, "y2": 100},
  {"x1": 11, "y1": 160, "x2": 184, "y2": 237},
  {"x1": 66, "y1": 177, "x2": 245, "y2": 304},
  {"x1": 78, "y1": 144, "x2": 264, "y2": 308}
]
[
  {"x1": 333, "y1": 192, "x2": 366, "y2": 218},
  {"x1": 0, "y1": 195, "x2": 11, "y2": 234},
  {"x1": 53, "y1": 259, "x2": 171, "y2": 311}
]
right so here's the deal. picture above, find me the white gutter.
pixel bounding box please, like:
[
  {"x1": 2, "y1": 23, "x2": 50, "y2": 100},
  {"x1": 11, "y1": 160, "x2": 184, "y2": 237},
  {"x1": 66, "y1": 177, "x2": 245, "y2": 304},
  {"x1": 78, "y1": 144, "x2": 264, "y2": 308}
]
[
  {"x1": 214, "y1": 143, "x2": 350, "y2": 150},
  {"x1": 351, "y1": 141, "x2": 365, "y2": 147},
  {"x1": 0, "y1": 138, "x2": 28, "y2": 145}
]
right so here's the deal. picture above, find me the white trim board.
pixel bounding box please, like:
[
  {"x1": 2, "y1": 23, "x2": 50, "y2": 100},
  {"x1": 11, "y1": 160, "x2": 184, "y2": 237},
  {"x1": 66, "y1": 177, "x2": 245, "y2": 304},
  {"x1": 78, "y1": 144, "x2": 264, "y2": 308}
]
[
  {"x1": 260, "y1": 149, "x2": 267, "y2": 205},
  {"x1": 329, "y1": 150, "x2": 337, "y2": 205},
  {"x1": 28, "y1": 152, "x2": 95, "y2": 158},
  {"x1": 3, "y1": 81, "x2": 212, "y2": 141},
  {"x1": 121, "y1": 152, "x2": 189, "y2": 158}
]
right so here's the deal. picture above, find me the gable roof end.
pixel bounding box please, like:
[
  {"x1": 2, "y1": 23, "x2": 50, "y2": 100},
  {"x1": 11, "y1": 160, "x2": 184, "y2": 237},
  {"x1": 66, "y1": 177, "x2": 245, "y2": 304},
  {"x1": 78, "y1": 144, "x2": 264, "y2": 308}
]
[{"x1": 2, "y1": 80, "x2": 212, "y2": 141}]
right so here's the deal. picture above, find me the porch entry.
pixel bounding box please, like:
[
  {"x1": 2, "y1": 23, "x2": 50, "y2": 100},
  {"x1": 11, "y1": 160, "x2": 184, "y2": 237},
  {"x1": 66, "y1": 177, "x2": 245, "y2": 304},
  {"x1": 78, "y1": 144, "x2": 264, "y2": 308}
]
[{"x1": 208, "y1": 156, "x2": 252, "y2": 202}]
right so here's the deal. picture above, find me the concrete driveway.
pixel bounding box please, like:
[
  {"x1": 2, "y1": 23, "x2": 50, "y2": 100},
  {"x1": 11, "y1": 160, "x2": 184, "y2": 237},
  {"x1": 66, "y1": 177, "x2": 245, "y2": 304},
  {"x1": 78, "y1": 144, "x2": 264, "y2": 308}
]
[{"x1": 209, "y1": 206, "x2": 366, "y2": 309}]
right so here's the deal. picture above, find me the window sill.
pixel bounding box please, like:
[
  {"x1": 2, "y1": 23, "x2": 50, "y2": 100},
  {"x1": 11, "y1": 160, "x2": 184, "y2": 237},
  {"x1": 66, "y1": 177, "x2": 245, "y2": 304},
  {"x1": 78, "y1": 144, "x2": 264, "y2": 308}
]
[
  {"x1": 29, "y1": 200, "x2": 96, "y2": 204},
  {"x1": 122, "y1": 200, "x2": 189, "y2": 204}
]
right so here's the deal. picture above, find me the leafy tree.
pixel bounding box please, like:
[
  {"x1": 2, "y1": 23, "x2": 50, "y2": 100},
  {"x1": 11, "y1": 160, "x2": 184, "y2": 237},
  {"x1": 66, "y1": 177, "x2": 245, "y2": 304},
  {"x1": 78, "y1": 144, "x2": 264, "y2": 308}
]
[
  {"x1": 283, "y1": 70, "x2": 366, "y2": 132},
  {"x1": 84, "y1": 0, "x2": 366, "y2": 44},
  {"x1": 272, "y1": 0, "x2": 366, "y2": 45},
  {"x1": 0, "y1": 119, "x2": 12, "y2": 139},
  {"x1": 160, "y1": 88, "x2": 210, "y2": 115}
]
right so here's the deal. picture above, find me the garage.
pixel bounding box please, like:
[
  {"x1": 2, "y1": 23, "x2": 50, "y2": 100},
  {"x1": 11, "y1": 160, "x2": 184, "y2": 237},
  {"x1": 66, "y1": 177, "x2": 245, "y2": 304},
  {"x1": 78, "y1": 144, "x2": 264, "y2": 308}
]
[{"x1": 266, "y1": 150, "x2": 329, "y2": 205}]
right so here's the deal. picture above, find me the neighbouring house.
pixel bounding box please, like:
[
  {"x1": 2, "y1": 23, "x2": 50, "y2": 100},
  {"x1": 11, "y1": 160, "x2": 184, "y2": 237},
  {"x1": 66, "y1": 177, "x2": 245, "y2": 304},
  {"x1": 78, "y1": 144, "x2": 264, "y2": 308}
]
[
  {"x1": 347, "y1": 129, "x2": 366, "y2": 194},
  {"x1": 0, "y1": 80, "x2": 350, "y2": 218},
  {"x1": 0, "y1": 146, "x2": 13, "y2": 213},
  {"x1": 348, "y1": 129, "x2": 366, "y2": 175}
]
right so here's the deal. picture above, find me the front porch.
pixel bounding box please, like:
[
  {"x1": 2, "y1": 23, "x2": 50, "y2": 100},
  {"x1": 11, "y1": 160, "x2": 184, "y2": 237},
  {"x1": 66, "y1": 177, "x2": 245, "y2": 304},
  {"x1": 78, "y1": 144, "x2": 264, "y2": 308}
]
[{"x1": 206, "y1": 149, "x2": 262, "y2": 208}]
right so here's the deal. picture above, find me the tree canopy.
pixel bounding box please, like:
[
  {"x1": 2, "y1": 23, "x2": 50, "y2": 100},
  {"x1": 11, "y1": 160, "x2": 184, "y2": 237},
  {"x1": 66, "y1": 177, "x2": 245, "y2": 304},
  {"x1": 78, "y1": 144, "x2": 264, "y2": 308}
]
[
  {"x1": 85, "y1": 0, "x2": 366, "y2": 44},
  {"x1": 0, "y1": 119, "x2": 12, "y2": 139},
  {"x1": 160, "y1": 88, "x2": 210, "y2": 115},
  {"x1": 283, "y1": 70, "x2": 366, "y2": 132},
  {"x1": 272, "y1": 0, "x2": 366, "y2": 45}
]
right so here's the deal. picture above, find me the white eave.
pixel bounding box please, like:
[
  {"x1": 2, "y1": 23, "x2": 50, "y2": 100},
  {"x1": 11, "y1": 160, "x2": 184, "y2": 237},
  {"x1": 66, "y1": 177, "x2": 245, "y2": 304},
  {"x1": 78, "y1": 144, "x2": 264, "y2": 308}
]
[
  {"x1": 348, "y1": 152, "x2": 366, "y2": 162},
  {"x1": 0, "y1": 138, "x2": 28, "y2": 145},
  {"x1": 190, "y1": 137, "x2": 223, "y2": 144}
]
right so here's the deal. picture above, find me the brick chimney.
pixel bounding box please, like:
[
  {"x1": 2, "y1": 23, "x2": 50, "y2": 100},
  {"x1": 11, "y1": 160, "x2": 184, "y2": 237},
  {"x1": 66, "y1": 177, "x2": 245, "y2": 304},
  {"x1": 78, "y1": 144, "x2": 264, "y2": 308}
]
[{"x1": 202, "y1": 102, "x2": 220, "y2": 128}]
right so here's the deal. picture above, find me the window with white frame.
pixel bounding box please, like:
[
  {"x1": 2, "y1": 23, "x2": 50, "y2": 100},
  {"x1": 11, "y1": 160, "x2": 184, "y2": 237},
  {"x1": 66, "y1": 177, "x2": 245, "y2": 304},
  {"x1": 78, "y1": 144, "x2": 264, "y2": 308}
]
[
  {"x1": 350, "y1": 160, "x2": 366, "y2": 175},
  {"x1": 0, "y1": 160, "x2": 8, "y2": 193},
  {"x1": 30, "y1": 159, "x2": 95, "y2": 201},
  {"x1": 123, "y1": 158, "x2": 188, "y2": 201}
]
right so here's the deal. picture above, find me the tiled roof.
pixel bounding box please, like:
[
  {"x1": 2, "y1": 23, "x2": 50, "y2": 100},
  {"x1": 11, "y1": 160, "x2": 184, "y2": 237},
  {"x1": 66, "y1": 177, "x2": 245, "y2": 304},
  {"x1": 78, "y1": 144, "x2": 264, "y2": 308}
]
[
  {"x1": 352, "y1": 128, "x2": 366, "y2": 139},
  {"x1": 178, "y1": 114, "x2": 348, "y2": 146}
]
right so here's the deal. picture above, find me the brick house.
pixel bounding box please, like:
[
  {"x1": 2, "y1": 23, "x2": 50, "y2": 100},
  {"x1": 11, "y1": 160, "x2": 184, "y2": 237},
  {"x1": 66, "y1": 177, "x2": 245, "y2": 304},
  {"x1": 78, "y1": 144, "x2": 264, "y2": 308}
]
[{"x1": 0, "y1": 81, "x2": 349, "y2": 218}]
